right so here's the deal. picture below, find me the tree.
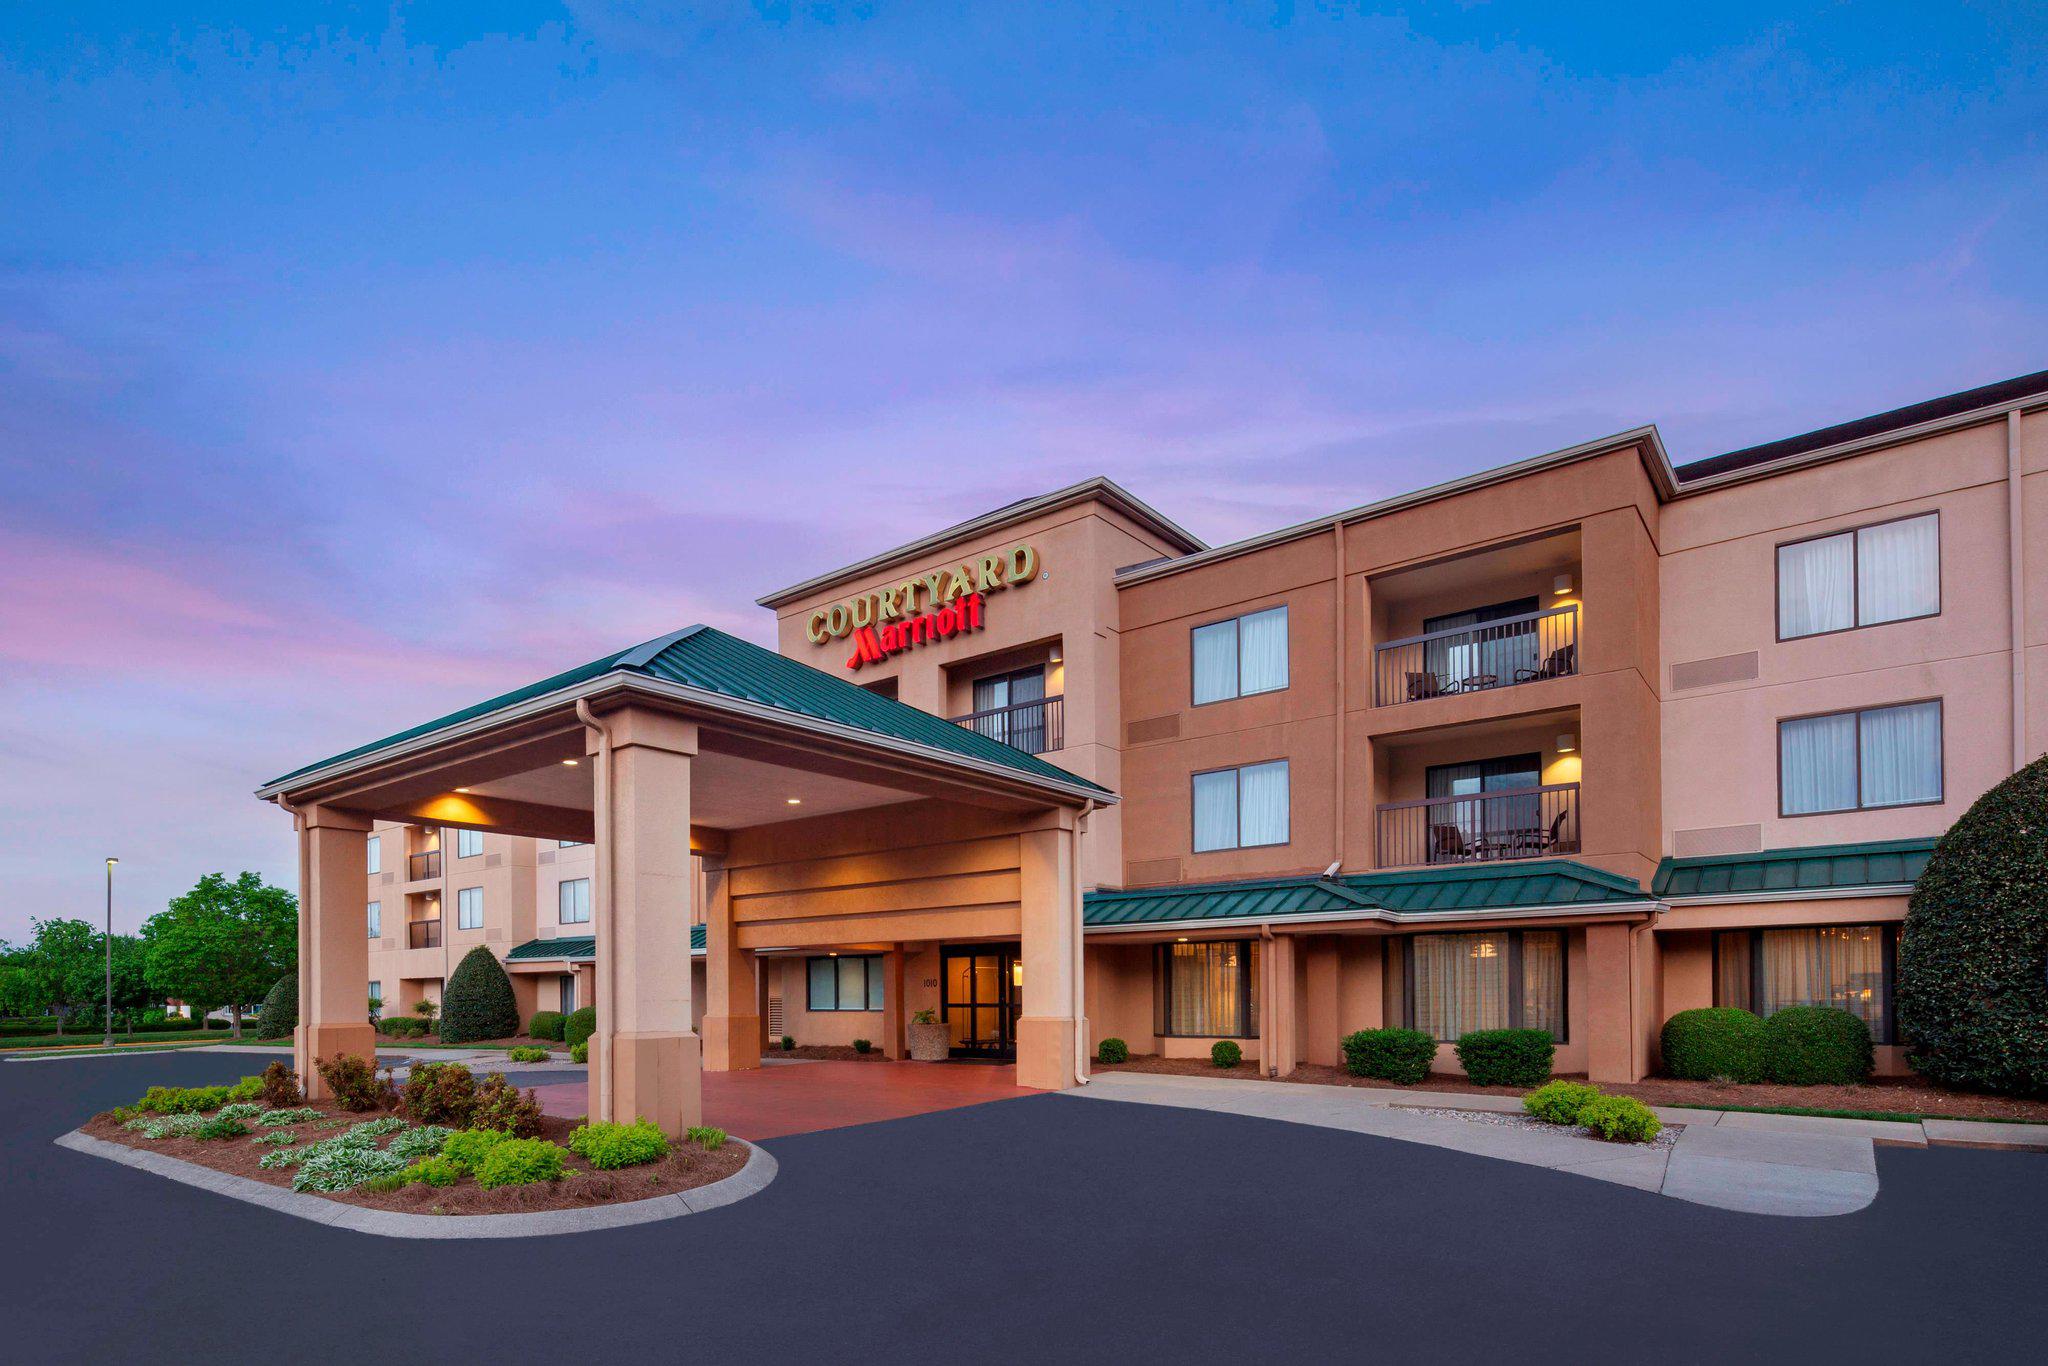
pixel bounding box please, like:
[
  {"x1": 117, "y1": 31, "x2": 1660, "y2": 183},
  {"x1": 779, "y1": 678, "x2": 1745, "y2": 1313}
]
[
  {"x1": 0, "y1": 941, "x2": 49, "y2": 1018},
  {"x1": 23, "y1": 919, "x2": 102, "y2": 1034},
  {"x1": 1897, "y1": 754, "x2": 2048, "y2": 1095},
  {"x1": 142, "y1": 872, "x2": 297, "y2": 1040},
  {"x1": 440, "y1": 946, "x2": 518, "y2": 1043}
]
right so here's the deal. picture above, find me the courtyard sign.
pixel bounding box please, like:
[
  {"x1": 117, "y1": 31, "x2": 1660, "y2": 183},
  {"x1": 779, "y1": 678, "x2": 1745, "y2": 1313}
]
[{"x1": 804, "y1": 542, "x2": 1041, "y2": 671}]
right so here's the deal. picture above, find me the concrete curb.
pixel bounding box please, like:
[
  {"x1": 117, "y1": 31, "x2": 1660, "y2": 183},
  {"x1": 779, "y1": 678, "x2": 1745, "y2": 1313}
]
[{"x1": 53, "y1": 1128, "x2": 777, "y2": 1240}]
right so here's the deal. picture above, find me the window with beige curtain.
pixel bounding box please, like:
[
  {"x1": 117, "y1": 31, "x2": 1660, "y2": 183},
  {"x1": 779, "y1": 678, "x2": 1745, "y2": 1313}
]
[
  {"x1": 1408, "y1": 930, "x2": 1564, "y2": 1042},
  {"x1": 1716, "y1": 925, "x2": 1891, "y2": 1041},
  {"x1": 1158, "y1": 940, "x2": 1259, "y2": 1037}
]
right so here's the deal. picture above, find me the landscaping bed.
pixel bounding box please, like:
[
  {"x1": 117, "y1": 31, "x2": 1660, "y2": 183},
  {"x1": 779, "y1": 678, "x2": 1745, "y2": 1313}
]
[{"x1": 768, "y1": 1045, "x2": 890, "y2": 1062}]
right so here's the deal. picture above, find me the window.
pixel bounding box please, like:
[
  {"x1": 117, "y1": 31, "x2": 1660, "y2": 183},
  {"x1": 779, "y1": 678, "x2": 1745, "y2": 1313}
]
[
  {"x1": 969, "y1": 666, "x2": 1047, "y2": 750},
  {"x1": 1155, "y1": 940, "x2": 1260, "y2": 1037},
  {"x1": 456, "y1": 887, "x2": 483, "y2": 930},
  {"x1": 456, "y1": 829, "x2": 483, "y2": 858},
  {"x1": 1779, "y1": 700, "x2": 1942, "y2": 815},
  {"x1": 1406, "y1": 930, "x2": 1566, "y2": 1042},
  {"x1": 368, "y1": 982, "x2": 382, "y2": 1017},
  {"x1": 558, "y1": 878, "x2": 592, "y2": 925},
  {"x1": 1192, "y1": 760, "x2": 1290, "y2": 852},
  {"x1": 366, "y1": 901, "x2": 381, "y2": 938},
  {"x1": 559, "y1": 840, "x2": 584, "y2": 848},
  {"x1": 1777, "y1": 512, "x2": 1939, "y2": 640},
  {"x1": 806, "y1": 955, "x2": 885, "y2": 1011},
  {"x1": 366, "y1": 836, "x2": 382, "y2": 874},
  {"x1": 1423, "y1": 596, "x2": 1543, "y2": 686},
  {"x1": 1717, "y1": 925, "x2": 1894, "y2": 1042},
  {"x1": 1192, "y1": 605, "x2": 1289, "y2": 704}
]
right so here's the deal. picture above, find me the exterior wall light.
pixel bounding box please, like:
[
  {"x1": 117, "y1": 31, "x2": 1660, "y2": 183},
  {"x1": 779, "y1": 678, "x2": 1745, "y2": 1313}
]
[
  {"x1": 561, "y1": 759, "x2": 579, "y2": 767},
  {"x1": 1553, "y1": 572, "x2": 1575, "y2": 596},
  {"x1": 1556, "y1": 733, "x2": 1577, "y2": 753}
]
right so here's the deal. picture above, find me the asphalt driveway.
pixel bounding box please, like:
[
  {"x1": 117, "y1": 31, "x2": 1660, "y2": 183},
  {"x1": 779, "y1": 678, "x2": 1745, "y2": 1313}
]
[{"x1": 5, "y1": 1050, "x2": 2045, "y2": 1363}]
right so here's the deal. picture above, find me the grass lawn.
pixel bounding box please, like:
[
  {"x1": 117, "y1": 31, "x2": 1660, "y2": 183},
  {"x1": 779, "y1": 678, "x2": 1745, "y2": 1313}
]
[{"x1": 2, "y1": 1036, "x2": 267, "y2": 1058}]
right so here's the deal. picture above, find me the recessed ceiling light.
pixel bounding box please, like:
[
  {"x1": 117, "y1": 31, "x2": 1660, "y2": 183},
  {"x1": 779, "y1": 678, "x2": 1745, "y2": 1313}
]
[
  {"x1": 1176, "y1": 936, "x2": 1189, "y2": 943},
  {"x1": 454, "y1": 787, "x2": 470, "y2": 794},
  {"x1": 786, "y1": 797, "x2": 802, "y2": 805},
  {"x1": 562, "y1": 759, "x2": 579, "y2": 767}
]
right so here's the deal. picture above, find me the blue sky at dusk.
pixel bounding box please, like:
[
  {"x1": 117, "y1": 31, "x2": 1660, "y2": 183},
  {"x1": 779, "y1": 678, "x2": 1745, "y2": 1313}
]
[{"x1": 3, "y1": 2, "x2": 2044, "y2": 937}]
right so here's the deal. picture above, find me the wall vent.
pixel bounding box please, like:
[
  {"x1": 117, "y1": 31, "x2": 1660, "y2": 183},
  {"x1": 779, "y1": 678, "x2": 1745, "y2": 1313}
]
[
  {"x1": 378, "y1": 938, "x2": 393, "y2": 952},
  {"x1": 1125, "y1": 857, "x2": 1182, "y2": 886},
  {"x1": 766, "y1": 996, "x2": 785, "y2": 1038},
  {"x1": 1674, "y1": 824, "x2": 1764, "y2": 858},
  {"x1": 538, "y1": 850, "x2": 555, "y2": 865},
  {"x1": 1671, "y1": 651, "x2": 1759, "y2": 691},
  {"x1": 381, "y1": 870, "x2": 396, "y2": 885},
  {"x1": 1126, "y1": 714, "x2": 1181, "y2": 744},
  {"x1": 486, "y1": 852, "x2": 504, "y2": 869}
]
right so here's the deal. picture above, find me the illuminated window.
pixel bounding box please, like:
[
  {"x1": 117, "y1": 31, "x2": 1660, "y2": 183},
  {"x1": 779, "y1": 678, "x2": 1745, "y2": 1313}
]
[
  {"x1": 806, "y1": 955, "x2": 885, "y2": 1011},
  {"x1": 1405, "y1": 931, "x2": 1565, "y2": 1042},
  {"x1": 1155, "y1": 940, "x2": 1260, "y2": 1038},
  {"x1": 1717, "y1": 924, "x2": 1893, "y2": 1041}
]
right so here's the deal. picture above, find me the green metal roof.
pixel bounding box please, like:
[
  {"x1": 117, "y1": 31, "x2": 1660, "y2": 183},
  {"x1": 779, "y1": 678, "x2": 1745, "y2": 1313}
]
[
  {"x1": 1343, "y1": 860, "x2": 1647, "y2": 913},
  {"x1": 1085, "y1": 876, "x2": 1375, "y2": 928},
  {"x1": 266, "y1": 625, "x2": 1108, "y2": 797},
  {"x1": 1653, "y1": 838, "x2": 1936, "y2": 899},
  {"x1": 1083, "y1": 861, "x2": 1648, "y2": 929},
  {"x1": 506, "y1": 926, "x2": 708, "y2": 962}
]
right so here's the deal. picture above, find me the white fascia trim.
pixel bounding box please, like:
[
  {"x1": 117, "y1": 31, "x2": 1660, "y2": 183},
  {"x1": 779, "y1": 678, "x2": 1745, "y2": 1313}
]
[
  {"x1": 1662, "y1": 885, "x2": 1914, "y2": 906},
  {"x1": 1082, "y1": 900, "x2": 1664, "y2": 934},
  {"x1": 1113, "y1": 426, "x2": 1673, "y2": 588},
  {"x1": 756, "y1": 476, "x2": 1206, "y2": 608},
  {"x1": 256, "y1": 670, "x2": 1117, "y2": 808}
]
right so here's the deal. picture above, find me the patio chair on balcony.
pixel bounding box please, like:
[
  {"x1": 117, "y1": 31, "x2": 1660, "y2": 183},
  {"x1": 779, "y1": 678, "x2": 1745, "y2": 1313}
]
[
  {"x1": 1513, "y1": 641, "x2": 1577, "y2": 684},
  {"x1": 1533, "y1": 807, "x2": 1576, "y2": 855},
  {"x1": 1428, "y1": 823, "x2": 1471, "y2": 863},
  {"x1": 1405, "y1": 670, "x2": 1447, "y2": 701}
]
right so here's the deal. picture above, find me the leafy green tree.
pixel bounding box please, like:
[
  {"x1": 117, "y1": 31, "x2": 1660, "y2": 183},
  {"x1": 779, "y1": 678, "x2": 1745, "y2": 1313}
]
[
  {"x1": 0, "y1": 942, "x2": 48, "y2": 1018},
  {"x1": 142, "y1": 872, "x2": 297, "y2": 1040},
  {"x1": 24, "y1": 919, "x2": 102, "y2": 1034}
]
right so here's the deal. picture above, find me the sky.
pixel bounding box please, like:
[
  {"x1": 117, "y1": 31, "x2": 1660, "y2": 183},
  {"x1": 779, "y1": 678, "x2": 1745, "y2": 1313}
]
[{"x1": 2, "y1": 2, "x2": 2044, "y2": 940}]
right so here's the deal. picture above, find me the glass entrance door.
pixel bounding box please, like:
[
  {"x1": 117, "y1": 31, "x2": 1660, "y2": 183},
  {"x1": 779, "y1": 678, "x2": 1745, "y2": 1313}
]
[{"x1": 941, "y1": 945, "x2": 1022, "y2": 1059}]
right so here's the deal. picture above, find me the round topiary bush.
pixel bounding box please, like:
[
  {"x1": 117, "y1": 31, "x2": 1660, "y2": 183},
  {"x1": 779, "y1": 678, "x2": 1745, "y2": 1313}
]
[
  {"x1": 1210, "y1": 1040, "x2": 1242, "y2": 1067},
  {"x1": 1762, "y1": 1005, "x2": 1874, "y2": 1085},
  {"x1": 1096, "y1": 1036, "x2": 1129, "y2": 1064},
  {"x1": 1340, "y1": 1027, "x2": 1437, "y2": 1084},
  {"x1": 528, "y1": 1010, "x2": 564, "y2": 1042},
  {"x1": 1898, "y1": 754, "x2": 2048, "y2": 1095},
  {"x1": 256, "y1": 974, "x2": 297, "y2": 1041},
  {"x1": 1660, "y1": 1007, "x2": 1768, "y2": 1082},
  {"x1": 1453, "y1": 1028, "x2": 1555, "y2": 1087},
  {"x1": 439, "y1": 946, "x2": 520, "y2": 1044},
  {"x1": 564, "y1": 1005, "x2": 598, "y2": 1050}
]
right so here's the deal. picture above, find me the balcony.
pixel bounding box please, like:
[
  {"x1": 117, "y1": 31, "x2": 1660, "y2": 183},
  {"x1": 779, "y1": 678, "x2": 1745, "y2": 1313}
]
[
  {"x1": 1376, "y1": 784, "x2": 1580, "y2": 868},
  {"x1": 407, "y1": 919, "x2": 442, "y2": 949},
  {"x1": 1373, "y1": 605, "x2": 1578, "y2": 707},
  {"x1": 408, "y1": 850, "x2": 441, "y2": 881},
  {"x1": 951, "y1": 694, "x2": 1064, "y2": 754}
]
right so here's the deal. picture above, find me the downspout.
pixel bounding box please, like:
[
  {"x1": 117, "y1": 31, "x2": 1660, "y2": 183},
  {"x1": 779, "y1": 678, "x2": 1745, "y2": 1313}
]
[
  {"x1": 1260, "y1": 923, "x2": 1277, "y2": 1078},
  {"x1": 575, "y1": 699, "x2": 615, "y2": 1122},
  {"x1": 1072, "y1": 799, "x2": 1095, "y2": 1086},
  {"x1": 2010, "y1": 410, "x2": 2028, "y2": 773},
  {"x1": 1332, "y1": 523, "x2": 1348, "y2": 872}
]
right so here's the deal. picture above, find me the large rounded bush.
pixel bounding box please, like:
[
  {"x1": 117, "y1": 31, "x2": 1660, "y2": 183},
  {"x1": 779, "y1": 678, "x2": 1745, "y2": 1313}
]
[
  {"x1": 1453, "y1": 1028, "x2": 1554, "y2": 1087},
  {"x1": 1898, "y1": 754, "x2": 2048, "y2": 1095},
  {"x1": 256, "y1": 974, "x2": 297, "y2": 1041},
  {"x1": 564, "y1": 1005, "x2": 598, "y2": 1049},
  {"x1": 1762, "y1": 1006, "x2": 1874, "y2": 1085},
  {"x1": 1660, "y1": 1007, "x2": 1768, "y2": 1082},
  {"x1": 1340, "y1": 1027, "x2": 1437, "y2": 1084},
  {"x1": 528, "y1": 1010, "x2": 565, "y2": 1042},
  {"x1": 439, "y1": 946, "x2": 519, "y2": 1044}
]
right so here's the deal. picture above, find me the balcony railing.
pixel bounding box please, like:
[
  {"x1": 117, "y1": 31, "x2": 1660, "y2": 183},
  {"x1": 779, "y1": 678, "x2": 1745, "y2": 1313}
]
[
  {"x1": 407, "y1": 919, "x2": 442, "y2": 949},
  {"x1": 1373, "y1": 604, "x2": 1578, "y2": 706},
  {"x1": 1376, "y1": 783, "x2": 1580, "y2": 868},
  {"x1": 951, "y1": 694, "x2": 1064, "y2": 754},
  {"x1": 408, "y1": 850, "x2": 441, "y2": 881}
]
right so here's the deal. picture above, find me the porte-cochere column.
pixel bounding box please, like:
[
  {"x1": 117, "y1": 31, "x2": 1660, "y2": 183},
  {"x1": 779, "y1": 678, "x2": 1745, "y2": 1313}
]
[
  {"x1": 1015, "y1": 813, "x2": 1081, "y2": 1090},
  {"x1": 701, "y1": 860, "x2": 761, "y2": 1072},
  {"x1": 294, "y1": 804, "x2": 377, "y2": 1099}
]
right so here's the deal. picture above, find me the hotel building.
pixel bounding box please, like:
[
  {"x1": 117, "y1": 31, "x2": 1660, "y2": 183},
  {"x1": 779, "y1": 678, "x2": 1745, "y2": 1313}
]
[{"x1": 281, "y1": 368, "x2": 2046, "y2": 1126}]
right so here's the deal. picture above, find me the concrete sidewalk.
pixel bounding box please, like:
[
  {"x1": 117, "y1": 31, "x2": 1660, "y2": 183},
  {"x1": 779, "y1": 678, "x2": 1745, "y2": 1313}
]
[{"x1": 1068, "y1": 1072, "x2": 1882, "y2": 1217}]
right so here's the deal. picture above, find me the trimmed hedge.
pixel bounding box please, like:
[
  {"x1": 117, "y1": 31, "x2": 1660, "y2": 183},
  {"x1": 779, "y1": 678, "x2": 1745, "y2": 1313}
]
[
  {"x1": 528, "y1": 1010, "x2": 565, "y2": 1042},
  {"x1": 378, "y1": 1015, "x2": 434, "y2": 1038},
  {"x1": 1898, "y1": 753, "x2": 2048, "y2": 1096},
  {"x1": 257, "y1": 975, "x2": 297, "y2": 1041},
  {"x1": 1096, "y1": 1036, "x2": 1130, "y2": 1065},
  {"x1": 441, "y1": 946, "x2": 519, "y2": 1044},
  {"x1": 1762, "y1": 1006, "x2": 1873, "y2": 1085},
  {"x1": 1454, "y1": 1028, "x2": 1554, "y2": 1087},
  {"x1": 564, "y1": 1006, "x2": 597, "y2": 1050},
  {"x1": 1210, "y1": 1040, "x2": 1242, "y2": 1067},
  {"x1": 1661, "y1": 1007, "x2": 1768, "y2": 1083},
  {"x1": 1340, "y1": 1028, "x2": 1437, "y2": 1084}
]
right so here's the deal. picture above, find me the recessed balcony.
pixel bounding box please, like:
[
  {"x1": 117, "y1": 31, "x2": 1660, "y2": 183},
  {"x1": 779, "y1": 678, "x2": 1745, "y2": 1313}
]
[
  {"x1": 1373, "y1": 604, "x2": 1578, "y2": 706},
  {"x1": 1376, "y1": 784, "x2": 1581, "y2": 868},
  {"x1": 407, "y1": 919, "x2": 442, "y2": 950},
  {"x1": 408, "y1": 849, "x2": 441, "y2": 881},
  {"x1": 951, "y1": 694, "x2": 1064, "y2": 754}
]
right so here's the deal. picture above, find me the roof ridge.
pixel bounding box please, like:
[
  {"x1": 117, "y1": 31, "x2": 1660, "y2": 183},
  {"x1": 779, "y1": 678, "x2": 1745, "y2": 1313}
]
[{"x1": 617, "y1": 624, "x2": 710, "y2": 670}]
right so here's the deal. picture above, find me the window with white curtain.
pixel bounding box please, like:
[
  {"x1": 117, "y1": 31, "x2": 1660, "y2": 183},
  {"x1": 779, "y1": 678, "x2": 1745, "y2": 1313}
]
[
  {"x1": 366, "y1": 836, "x2": 381, "y2": 874},
  {"x1": 1406, "y1": 930, "x2": 1565, "y2": 1042},
  {"x1": 456, "y1": 828, "x2": 483, "y2": 858},
  {"x1": 1777, "y1": 512, "x2": 1939, "y2": 640},
  {"x1": 456, "y1": 886, "x2": 484, "y2": 930},
  {"x1": 1716, "y1": 924, "x2": 1893, "y2": 1041},
  {"x1": 558, "y1": 878, "x2": 591, "y2": 925},
  {"x1": 1192, "y1": 760, "x2": 1290, "y2": 851},
  {"x1": 1156, "y1": 940, "x2": 1259, "y2": 1037},
  {"x1": 1191, "y1": 605, "x2": 1289, "y2": 704},
  {"x1": 366, "y1": 901, "x2": 381, "y2": 938},
  {"x1": 1780, "y1": 700, "x2": 1942, "y2": 815}
]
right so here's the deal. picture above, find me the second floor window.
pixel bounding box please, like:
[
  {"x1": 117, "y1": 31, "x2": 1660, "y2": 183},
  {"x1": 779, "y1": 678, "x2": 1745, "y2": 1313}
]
[
  {"x1": 1192, "y1": 759, "x2": 1290, "y2": 852},
  {"x1": 558, "y1": 878, "x2": 592, "y2": 925},
  {"x1": 1778, "y1": 512, "x2": 1939, "y2": 640},
  {"x1": 1780, "y1": 699, "x2": 1942, "y2": 816},
  {"x1": 367, "y1": 901, "x2": 381, "y2": 938},
  {"x1": 456, "y1": 886, "x2": 484, "y2": 930},
  {"x1": 366, "y1": 835, "x2": 381, "y2": 874},
  {"x1": 1192, "y1": 605, "x2": 1288, "y2": 704},
  {"x1": 456, "y1": 829, "x2": 483, "y2": 858}
]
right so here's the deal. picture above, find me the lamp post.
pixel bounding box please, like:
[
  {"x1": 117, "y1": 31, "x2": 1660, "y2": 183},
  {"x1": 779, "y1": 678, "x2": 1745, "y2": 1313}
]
[{"x1": 103, "y1": 857, "x2": 119, "y2": 1049}]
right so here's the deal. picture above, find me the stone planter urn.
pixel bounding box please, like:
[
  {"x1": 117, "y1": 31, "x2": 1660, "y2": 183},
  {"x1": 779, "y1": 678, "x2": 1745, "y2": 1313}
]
[{"x1": 906, "y1": 1012, "x2": 950, "y2": 1062}]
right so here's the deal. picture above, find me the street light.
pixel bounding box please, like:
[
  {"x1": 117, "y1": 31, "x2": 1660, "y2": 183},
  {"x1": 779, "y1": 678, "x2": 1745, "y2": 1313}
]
[{"x1": 103, "y1": 857, "x2": 118, "y2": 1049}]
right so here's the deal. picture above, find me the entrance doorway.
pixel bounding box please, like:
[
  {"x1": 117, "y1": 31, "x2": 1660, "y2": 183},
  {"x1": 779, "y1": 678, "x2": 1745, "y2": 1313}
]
[{"x1": 940, "y1": 944, "x2": 1022, "y2": 1059}]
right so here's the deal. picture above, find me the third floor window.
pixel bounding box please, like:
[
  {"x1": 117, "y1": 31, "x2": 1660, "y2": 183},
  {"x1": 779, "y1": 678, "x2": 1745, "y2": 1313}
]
[
  {"x1": 558, "y1": 878, "x2": 592, "y2": 925},
  {"x1": 1192, "y1": 605, "x2": 1289, "y2": 705},
  {"x1": 456, "y1": 828, "x2": 483, "y2": 858},
  {"x1": 1779, "y1": 699, "x2": 1943, "y2": 816},
  {"x1": 1777, "y1": 511, "x2": 1939, "y2": 640}
]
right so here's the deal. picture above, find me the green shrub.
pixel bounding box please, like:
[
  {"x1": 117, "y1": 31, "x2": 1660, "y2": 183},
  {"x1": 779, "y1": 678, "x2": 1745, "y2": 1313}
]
[
  {"x1": 256, "y1": 975, "x2": 297, "y2": 1040},
  {"x1": 1210, "y1": 1040, "x2": 1242, "y2": 1067},
  {"x1": 314, "y1": 1053, "x2": 395, "y2": 1112},
  {"x1": 474, "y1": 1137, "x2": 565, "y2": 1189},
  {"x1": 564, "y1": 1006, "x2": 598, "y2": 1049},
  {"x1": 1898, "y1": 754, "x2": 2048, "y2": 1095},
  {"x1": 528, "y1": 1010, "x2": 565, "y2": 1042},
  {"x1": 386, "y1": 1125, "x2": 456, "y2": 1161},
  {"x1": 568, "y1": 1119, "x2": 670, "y2": 1170},
  {"x1": 1661, "y1": 1007, "x2": 1769, "y2": 1083},
  {"x1": 507, "y1": 1046, "x2": 549, "y2": 1063},
  {"x1": 1762, "y1": 1005, "x2": 1874, "y2": 1085},
  {"x1": 685, "y1": 1125, "x2": 728, "y2": 1152},
  {"x1": 292, "y1": 1142, "x2": 407, "y2": 1192},
  {"x1": 569, "y1": 1040, "x2": 588, "y2": 1064},
  {"x1": 1340, "y1": 1028, "x2": 1437, "y2": 1084},
  {"x1": 441, "y1": 1127, "x2": 510, "y2": 1173},
  {"x1": 780, "y1": 1035, "x2": 795, "y2": 1051},
  {"x1": 1523, "y1": 1080, "x2": 1601, "y2": 1125},
  {"x1": 342, "y1": 1115, "x2": 408, "y2": 1140},
  {"x1": 260, "y1": 1061, "x2": 303, "y2": 1108},
  {"x1": 379, "y1": 1015, "x2": 428, "y2": 1038},
  {"x1": 141, "y1": 1113, "x2": 217, "y2": 1139},
  {"x1": 415, "y1": 999, "x2": 438, "y2": 1021},
  {"x1": 216, "y1": 1102, "x2": 265, "y2": 1122},
  {"x1": 439, "y1": 946, "x2": 519, "y2": 1044},
  {"x1": 1576, "y1": 1094, "x2": 1663, "y2": 1143},
  {"x1": 1454, "y1": 1029, "x2": 1555, "y2": 1087},
  {"x1": 361, "y1": 1172, "x2": 408, "y2": 1193},
  {"x1": 227, "y1": 1075, "x2": 265, "y2": 1103},
  {"x1": 138, "y1": 1084, "x2": 225, "y2": 1114},
  {"x1": 403, "y1": 1155, "x2": 464, "y2": 1187},
  {"x1": 851, "y1": 1038, "x2": 871, "y2": 1054},
  {"x1": 193, "y1": 1114, "x2": 251, "y2": 1140},
  {"x1": 1096, "y1": 1036, "x2": 1130, "y2": 1065},
  {"x1": 256, "y1": 1106, "x2": 320, "y2": 1127},
  {"x1": 471, "y1": 1072, "x2": 545, "y2": 1137}
]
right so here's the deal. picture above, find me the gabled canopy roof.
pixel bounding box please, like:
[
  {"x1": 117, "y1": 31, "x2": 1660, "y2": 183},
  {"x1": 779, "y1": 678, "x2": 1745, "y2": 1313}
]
[
  {"x1": 1653, "y1": 838, "x2": 1936, "y2": 899},
  {"x1": 262, "y1": 625, "x2": 1111, "y2": 801}
]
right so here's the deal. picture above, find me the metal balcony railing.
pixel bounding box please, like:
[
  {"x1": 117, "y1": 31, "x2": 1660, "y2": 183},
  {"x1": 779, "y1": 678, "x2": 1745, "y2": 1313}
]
[
  {"x1": 951, "y1": 694, "x2": 1064, "y2": 754},
  {"x1": 408, "y1": 850, "x2": 441, "y2": 881},
  {"x1": 1376, "y1": 783, "x2": 1580, "y2": 868},
  {"x1": 407, "y1": 919, "x2": 442, "y2": 950},
  {"x1": 1374, "y1": 604, "x2": 1578, "y2": 706}
]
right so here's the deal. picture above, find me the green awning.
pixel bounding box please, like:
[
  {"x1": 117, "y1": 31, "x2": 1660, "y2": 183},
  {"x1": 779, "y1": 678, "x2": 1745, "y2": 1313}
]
[
  {"x1": 505, "y1": 926, "x2": 710, "y2": 962},
  {"x1": 1344, "y1": 860, "x2": 1646, "y2": 913},
  {"x1": 1085, "y1": 876, "x2": 1375, "y2": 928},
  {"x1": 1653, "y1": 838, "x2": 1936, "y2": 899}
]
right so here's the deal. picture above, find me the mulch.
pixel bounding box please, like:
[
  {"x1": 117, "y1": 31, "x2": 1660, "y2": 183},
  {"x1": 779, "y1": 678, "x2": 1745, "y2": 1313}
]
[
  {"x1": 1095, "y1": 1056, "x2": 2048, "y2": 1122},
  {"x1": 83, "y1": 1101, "x2": 748, "y2": 1216},
  {"x1": 768, "y1": 1045, "x2": 889, "y2": 1062}
]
